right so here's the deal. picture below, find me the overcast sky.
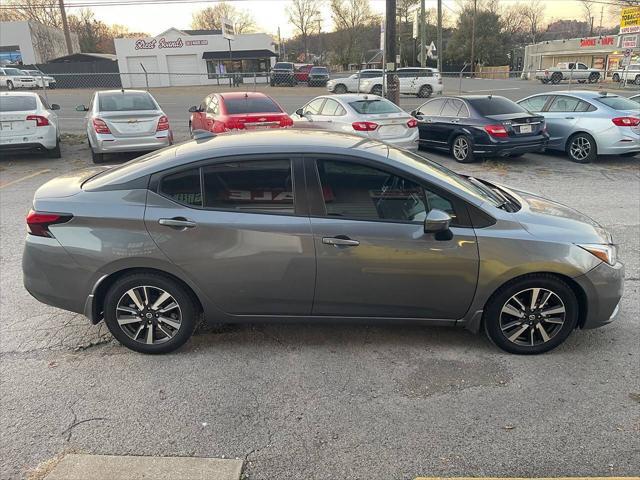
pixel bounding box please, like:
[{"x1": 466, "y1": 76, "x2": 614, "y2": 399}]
[{"x1": 73, "y1": 0, "x2": 620, "y2": 39}]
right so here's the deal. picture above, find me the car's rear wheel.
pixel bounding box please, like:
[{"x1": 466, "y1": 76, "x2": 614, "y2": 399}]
[
  {"x1": 550, "y1": 72, "x2": 562, "y2": 84},
  {"x1": 103, "y1": 273, "x2": 198, "y2": 354},
  {"x1": 577, "y1": 79, "x2": 586, "y2": 84},
  {"x1": 6, "y1": 80, "x2": 14, "y2": 90},
  {"x1": 371, "y1": 85, "x2": 383, "y2": 96},
  {"x1": 334, "y1": 84, "x2": 347, "y2": 94},
  {"x1": 484, "y1": 274, "x2": 579, "y2": 354},
  {"x1": 418, "y1": 85, "x2": 433, "y2": 98},
  {"x1": 588, "y1": 72, "x2": 599, "y2": 83},
  {"x1": 635, "y1": 75, "x2": 640, "y2": 86},
  {"x1": 566, "y1": 132, "x2": 597, "y2": 163},
  {"x1": 91, "y1": 148, "x2": 106, "y2": 164},
  {"x1": 612, "y1": 73, "x2": 620, "y2": 82},
  {"x1": 450, "y1": 135, "x2": 475, "y2": 163},
  {"x1": 46, "y1": 138, "x2": 61, "y2": 158}
]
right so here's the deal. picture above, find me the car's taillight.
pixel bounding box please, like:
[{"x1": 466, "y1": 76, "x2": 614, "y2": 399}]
[
  {"x1": 484, "y1": 124, "x2": 509, "y2": 138},
  {"x1": 26, "y1": 209, "x2": 72, "y2": 237},
  {"x1": 281, "y1": 116, "x2": 294, "y2": 127},
  {"x1": 406, "y1": 118, "x2": 418, "y2": 128},
  {"x1": 26, "y1": 115, "x2": 49, "y2": 127},
  {"x1": 93, "y1": 118, "x2": 111, "y2": 134},
  {"x1": 156, "y1": 115, "x2": 170, "y2": 131},
  {"x1": 612, "y1": 116, "x2": 640, "y2": 127},
  {"x1": 352, "y1": 121, "x2": 379, "y2": 131}
]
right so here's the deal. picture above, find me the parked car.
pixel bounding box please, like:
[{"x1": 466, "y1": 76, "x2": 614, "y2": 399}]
[
  {"x1": 611, "y1": 63, "x2": 640, "y2": 85},
  {"x1": 326, "y1": 69, "x2": 383, "y2": 94},
  {"x1": 535, "y1": 62, "x2": 601, "y2": 84},
  {"x1": 0, "y1": 91, "x2": 61, "y2": 157},
  {"x1": 517, "y1": 90, "x2": 639, "y2": 163},
  {"x1": 189, "y1": 91, "x2": 293, "y2": 135},
  {"x1": 630, "y1": 93, "x2": 640, "y2": 103},
  {"x1": 0, "y1": 67, "x2": 36, "y2": 90},
  {"x1": 358, "y1": 67, "x2": 444, "y2": 98},
  {"x1": 270, "y1": 62, "x2": 296, "y2": 86},
  {"x1": 21, "y1": 69, "x2": 57, "y2": 89},
  {"x1": 412, "y1": 95, "x2": 548, "y2": 163},
  {"x1": 76, "y1": 89, "x2": 173, "y2": 164},
  {"x1": 23, "y1": 129, "x2": 623, "y2": 355},
  {"x1": 292, "y1": 94, "x2": 418, "y2": 150},
  {"x1": 294, "y1": 64, "x2": 313, "y2": 82},
  {"x1": 308, "y1": 66, "x2": 330, "y2": 87}
]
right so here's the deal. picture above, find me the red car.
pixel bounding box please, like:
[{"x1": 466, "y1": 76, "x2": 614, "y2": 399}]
[
  {"x1": 188, "y1": 92, "x2": 293, "y2": 134},
  {"x1": 294, "y1": 64, "x2": 313, "y2": 82}
]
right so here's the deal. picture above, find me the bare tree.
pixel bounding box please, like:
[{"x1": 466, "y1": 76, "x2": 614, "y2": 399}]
[
  {"x1": 0, "y1": 0, "x2": 62, "y2": 28},
  {"x1": 520, "y1": 0, "x2": 546, "y2": 44},
  {"x1": 330, "y1": 0, "x2": 374, "y2": 67},
  {"x1": 191, "y1": 1, "x2": 256, "y2": 34},
  {"x1": 579, "y1": 0, "x2": 597, "y2": 34},
  {"x1": 287, "y1": 0, "x2": 322, "y2": 61}
]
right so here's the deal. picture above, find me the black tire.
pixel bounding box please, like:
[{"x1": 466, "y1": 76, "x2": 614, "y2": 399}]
[
  {"x1": 6, "y1": 80, "x2": 14, "y2": 90},
  {"x1": 550, "y1": 72, "x2": 562, "y2": 84},
  {"x1": 577, "y1": 79, "x2": 586, "y2": 84},
  {"x1": 540, "y1": 79, "x2": 549, "y2": 84},
  {"x1": 46, "y1": 138, "x2": 61, "y2": 158},
  {"x1": 269, "y1": 81, "x2": 275, "y2": 87},
  {"x1": 418, "y1": 84, "x2": 433, "y2": 98},
  {"x1": 588, "y1": 72, "x2": 599, "y2": 84},
  {"x1": 484, "y1": 274, "x2": 579, "y2": 355},
  {"x1": 334, "y1": 83, "x2": 347, "y2": 94},
  {"x1": 635, "y1": 75, "x2": 640, "y2": 86},
  {"x1": 103, "y1": 272, "x2": 198, "y2": 354},
  {"x1": 371, "y1": 84, "x2": 383, "y2": 96},
  {"x1": 450, "y1": 135, "x2": 475, "y2": 163},
  {"x1": 91, "y1": 148, "x2": 106, "y2": 164},
  {"x1": 507, "y1": 153, "x2": 525, "y2": 158},
  {"x1": 566, "y1": 132, "x2": 597, "y2": 164},
  {"x1": 612, "y1": 73, "x2": 620, "y2": 82}
]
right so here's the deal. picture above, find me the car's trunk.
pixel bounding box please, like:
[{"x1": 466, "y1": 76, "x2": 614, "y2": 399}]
[
  {"x1": 0, "y1": 110, "x2": 39, "y2": 138},
  {"x1": 365, "y1": 113, "x2": 412, "y2": 140},
  {"x1": 486, "y1": 113, "x2": 545, "y2": 137},
  {"x1": 228, "y1": 112, "x2": 291, "y2": 129},
  {"x1": 99, "y1": 111, "x2": 161, "y2": 137},
  {"x1": 34, "y1": 167, "x2": 109, "y2": 199}
]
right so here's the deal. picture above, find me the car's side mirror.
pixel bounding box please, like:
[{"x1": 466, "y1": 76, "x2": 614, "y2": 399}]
[
  {"x1": 50, "y1": 103, "x2": 60, "y2": 110},
  {"x1": 410, "y1": 110, "x2": 417, "y2": 116},
  {"x1": 295, "y1": 108, "x2": 304, "y2": 117},
  {"x1": 75, "y1": 104, "x2": 88, "y2": 112},
  {"x1": 188, "y1": 106, "x2": 200, "y2": 113},
  {"x1": 424, "y1": 209, "x2": 452, "y2": 234}
]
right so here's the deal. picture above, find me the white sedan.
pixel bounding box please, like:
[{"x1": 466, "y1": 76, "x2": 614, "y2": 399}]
[
  {"x1": 0, "y1": 91, "x2": 61, "y2": 158},
  {"x1": 292, "y1": 94, "x2": 419, "y2": 151}
]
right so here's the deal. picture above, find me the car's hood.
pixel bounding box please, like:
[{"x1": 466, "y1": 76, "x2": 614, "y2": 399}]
[{"x1": 512, "y1": 190, "x2": 612, "y2": 244}]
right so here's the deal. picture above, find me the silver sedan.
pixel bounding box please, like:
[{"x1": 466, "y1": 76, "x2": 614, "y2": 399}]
[
  {"x1": 292, "y1": 94, "x2": 419, "y2": 151},
  {"x1": 77, "y1": 89, "x2": 173, "y2": 163},
  {"x1": 517, "y1": 90, "x2": 639, "y2": 163}
]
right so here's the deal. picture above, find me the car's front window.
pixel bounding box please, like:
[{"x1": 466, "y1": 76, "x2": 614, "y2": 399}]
[
  {"x1": 4, "y1": 69, "x2": 23, "y2": 76},
  {"x1": 98, "y1": 92, "x2": 157, "y2": 111},
  {"x1": 595, "y1": 95, "x2": 640, "y2": 111}
]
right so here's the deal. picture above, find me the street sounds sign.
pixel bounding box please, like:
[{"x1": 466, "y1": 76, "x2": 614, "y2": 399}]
[{"x1": 620, "y1": 6, "x2": 640, "y2": 35}]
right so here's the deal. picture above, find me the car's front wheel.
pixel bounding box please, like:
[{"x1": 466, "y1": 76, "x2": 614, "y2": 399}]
[
  {"x1": 371, "y1": 85, "x2": 383, "y2": 96},
  {"x1": 588, "y1": 72, "x2": 599, "y2": 83},
  {"x1": 484, "y1": 274, "x2": 579, "y2": 354},
  {"x1": 334, "y1": 84, "x2": 347, "y2": 94},
  {"x1": 103, "y1": 273, "x2": 198, "y2": 354},
  {"x1": 46, "y1": 138, "x2": 61, "y2": 158},
  {"x1": 6, "y1": 80, "x2": 14, "y2": 90},
  {"x1": 612, "y1": 73, "x2": 620, "y2": 82},
  {"x1": 635, "y1": 75, "x2": 640, "y2": 86}
]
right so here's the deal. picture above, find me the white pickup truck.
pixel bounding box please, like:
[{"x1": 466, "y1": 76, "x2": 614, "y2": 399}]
[
  {"x1": 535, "y1": 62, "x2": 602, "y2": 84},
  {"x1": 611, "y1": 63, "x2": 640, "y2": 85}
]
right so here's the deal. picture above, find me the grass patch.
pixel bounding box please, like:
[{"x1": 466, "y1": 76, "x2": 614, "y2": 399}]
[{"x1": 60, "y1": 133, "x2": 86, "y2": 146}]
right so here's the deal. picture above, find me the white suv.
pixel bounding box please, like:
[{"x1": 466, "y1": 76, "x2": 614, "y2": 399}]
[
  {"x1": 0, "y1": 67, "x2": 37, "y2": 90},
  {"x1": 326, "y1": 69, "x2": 383, "y2": 94},
  {"x1": 358, "y1": 67, "x2": 443, "y2": 98}
]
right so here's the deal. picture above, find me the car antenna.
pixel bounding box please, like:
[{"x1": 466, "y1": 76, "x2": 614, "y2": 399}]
[{"x1": 244, "y1": 92, "x2": 249, "y2": 98}]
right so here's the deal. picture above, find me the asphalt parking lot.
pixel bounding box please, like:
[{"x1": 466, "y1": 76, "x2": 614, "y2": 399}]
[{"x1": 1, "y1": 82, "x2": 639, "y2": 479}]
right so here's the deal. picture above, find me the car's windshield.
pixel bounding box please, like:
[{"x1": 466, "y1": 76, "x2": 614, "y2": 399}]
[
  {"x1": 25, "y1": 70, "x2": 40, "y2": 75},
  {"x1": 274, "y1": 63, "x2": 293, "y2": 69},
  {"x1": 0, "y1": 95, "x2": 37, "y2": 112},
  {"x1": 595, "y1": 95, "x2": 640, "y2": 111},
  {"x1": 310, "y1": 67, "x2": 327, "y2": 73},
  {"x1": 349, "y1": 99, "x2": 402, "y2": 114},
  {"x1": 224, "y1": 97, "x2": 281, "y2": 114},
  {"x1": 98, "y1": 92, "x2": 157, "y2": 111},
  {"x1": 468, "y1": 97, "x2": 527, "y2": 116},
  {"x1": 4, "y1": 68, "x2": 24, "y2": 76}
]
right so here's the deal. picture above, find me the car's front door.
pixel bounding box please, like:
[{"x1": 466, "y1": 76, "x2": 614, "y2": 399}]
[
  {"x1": 305, "y1": 157, "x2": 479, "y2": 319},
  {"x1": 144, "y1": 156, "x2": 316, "y2": 316}
]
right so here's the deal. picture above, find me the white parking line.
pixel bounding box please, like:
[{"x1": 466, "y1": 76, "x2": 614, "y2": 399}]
[
  {"x1": 464, "y1": 87, "x2": 521, "y2": 92},
  {"x1": 0, "y1": 169, "x2": 51, "y2": 189}
]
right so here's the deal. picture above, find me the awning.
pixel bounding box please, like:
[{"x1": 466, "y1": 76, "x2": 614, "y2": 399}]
[{"x1": 202, "y1": 49, "x2": 277, "y2": 60}]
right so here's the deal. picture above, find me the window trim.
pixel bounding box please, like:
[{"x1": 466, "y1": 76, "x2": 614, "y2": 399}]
[{"x1": 417, "y1": 97, "x2": 447, "y2": 116}]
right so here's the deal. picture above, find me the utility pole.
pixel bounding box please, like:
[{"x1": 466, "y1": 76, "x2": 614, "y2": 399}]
[
  {"x1": 470, "y1": 0, "x2": 477, "y2": 77},
  {"x1": 58, "y1": 0, "x2": 73, "y2": 55},
  {"x1": 278, "y1": 27, "x2": 282, "y2": 61},
  {"x1": 385, "y1": 0, "x2": 399, "y2": 105},
  {"x1": 437, "y1": 0, "x2": 443, "y2": 73},
  {"x1": 598, "y1": 5, "x2": 604, "y2": 35},
  {"x1": 317, "y1": 19, "x2": 322, "y2": 63},
  {"x1": 420, "y1": 0, "x2": 426, "y2": 67}
]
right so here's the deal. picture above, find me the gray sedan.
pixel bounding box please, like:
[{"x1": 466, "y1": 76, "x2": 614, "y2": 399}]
[
  {"x1": 23, "y1": 130, "x2": 623, "y2": 355},
  {"x1": 77, "y1": 89, "x2": 173, "y2": 163},
  {"x1": 517, "y1": 90, "x2": 639, "y2": 163}
]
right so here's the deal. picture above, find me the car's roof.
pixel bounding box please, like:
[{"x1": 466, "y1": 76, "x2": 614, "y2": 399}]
[
  {"x1": 526, "y1": 90, "x2": 622, "y2": 99},
  {"x1": 326, "y1": 93, "x2": 388, "y2": 103},
  {"x1": 97, "y1": 89, "x2": 150, "y2": 95},
  {"x1": 430, "y1": 95, "x2": 508, "y2": 101},
  {"x1": 218, "y1": 91, "x2": 269, "y2": 100}
]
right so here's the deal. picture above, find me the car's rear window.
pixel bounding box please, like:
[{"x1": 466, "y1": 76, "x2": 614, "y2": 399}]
[
  {"x1": 349, "y1": 99, "x2": 401, "y2": 114},
  {"x1": 274, "y1": 63, "x2": 293, "y2": 70},
  {"x1": 98, "y1": 92, "x2": 156, "y2": 112},
  {"x1": 595, "y1": 96, "x2": 640, "y2": 111},
  {"x1": 0, "y1": 95, "x2": 37, "y2": 112},
  {"x1": 224, "y1": 97, "x2": 281, "y2": 114},
  {"x1": 468, "y1": 97, "x2": 527, "y2": 116}
]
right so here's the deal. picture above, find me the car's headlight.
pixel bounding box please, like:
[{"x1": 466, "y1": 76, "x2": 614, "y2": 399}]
[{"x1": 578, "y1": 243, "x2": 617, "y2": 265}]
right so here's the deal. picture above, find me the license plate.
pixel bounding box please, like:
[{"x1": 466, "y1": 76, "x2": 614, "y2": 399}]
[
  {"x1": 0, "y1": 122, "x2": 11, "y2": 131},
  {"x1": 519, "y1": 124, "x2": 532, "y2": 134},
  {"x1": 379, "y1": 125, "x2": 405, "y2": 137}
]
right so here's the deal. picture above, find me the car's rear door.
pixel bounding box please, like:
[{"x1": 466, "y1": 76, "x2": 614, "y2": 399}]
[
  {"x1": 539, "y1": 95, "x2": 582, "y2": 148},
  {"x1": 144, "y1": 155, "x2": 316, "y2": 316},
  {"x1": 304, "y1": 155, "x2": 479, "y2": 319},
  {"x1": 415, "y1": 97, "x2": 446, "y2": 146}
]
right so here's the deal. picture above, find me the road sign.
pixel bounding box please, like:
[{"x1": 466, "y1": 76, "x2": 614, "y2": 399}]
[
  {"x1": 222, "y1": 18, "x2": 235, "y2": 41},
  {"x1": 624, "y1": 48, "x2": 632, "y2": 57},
  {"x1": 429, "y1": 41, "x2": 436, "y2": 51}
]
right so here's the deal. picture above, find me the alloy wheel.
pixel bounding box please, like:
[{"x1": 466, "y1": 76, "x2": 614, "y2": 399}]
[
  {"x1": 499, "y1": 288, "x2": 566, "y2": 347},
  {"x1": 569, "y1": 136, "x2": 591, "y2": 161},
  {"x1": 116, "y1": 285, "x2": 182, "y2": 345},
  {"x1": 453, "y1": 137, "x2": 469, "y2": 161}
]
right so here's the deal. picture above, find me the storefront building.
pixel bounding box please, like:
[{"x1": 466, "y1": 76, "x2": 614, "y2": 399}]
[
  {"x1": 522, "y1": 33, "x2": 640, "y2": 78},
  {"x1": 115, "y1": 28, "x2": 278, "y2": 88}
]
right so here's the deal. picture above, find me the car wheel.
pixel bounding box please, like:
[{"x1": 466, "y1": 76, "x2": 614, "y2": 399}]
[
  {"x1": 334, "y1": 84, "x2": 347, "y2": 94},
  {"x1": 46, "y1": 138, "x2": 61, "y2": 158},
  {"x1": 566, "y1": 132, "x2": 597, "y2": 164},
  {"x1": 612, "y1": 73, "x2": 620, "y2": 82},
  {"x1": 91, "y1": 149, "x2": 106, "y2": 164},
  {"x1": 588, "y1": 72, "x2": 599, "y2": 83},
  {"x1": 450, "y1": 135, "x2": 475, "y2": 163},
  {"x1": 635, "y1": 75, "x2": 640, "y2": 86},
  {"x1": 540, "y1": 79, "x2": 549, "y2": 84},
  {"x1": 371, "y1": 85, "x2": 383, "y2": 96},
  {"x1": 550, "y1": 72, "x2": 562, "y2": 84},
  {"x1": 6, "y1": 80, "x2": 14, "y2": 90},
  {"x1": 484, "y1": 274, "x2": 579, "y2": 355},
  {"x1": 418, "y1": 85, "x2": 433, "y2": 98},
  {"x1": 103, "y1": 273, "x2": 198, "y2": 354}
]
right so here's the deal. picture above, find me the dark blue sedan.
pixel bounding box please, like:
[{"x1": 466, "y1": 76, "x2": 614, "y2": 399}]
[{"x1": 412, "y1": 95, "x2": 549, "y2": 163}]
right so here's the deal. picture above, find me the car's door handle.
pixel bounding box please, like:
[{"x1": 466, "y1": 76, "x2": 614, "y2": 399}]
[
  {"x1": 322, "y1": 236, "x2": 360, "y2": 247},
  {"x1": 565, "y1": 116, "x2": 575, "y2": 119},
  {"x1": 158, "y1": 218, "x2": 197, "y2": 229}
]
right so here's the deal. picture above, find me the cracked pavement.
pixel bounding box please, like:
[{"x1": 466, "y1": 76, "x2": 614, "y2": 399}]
[{"x1": 1, "y1": 101, "x2": 639, "y2": 479}]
